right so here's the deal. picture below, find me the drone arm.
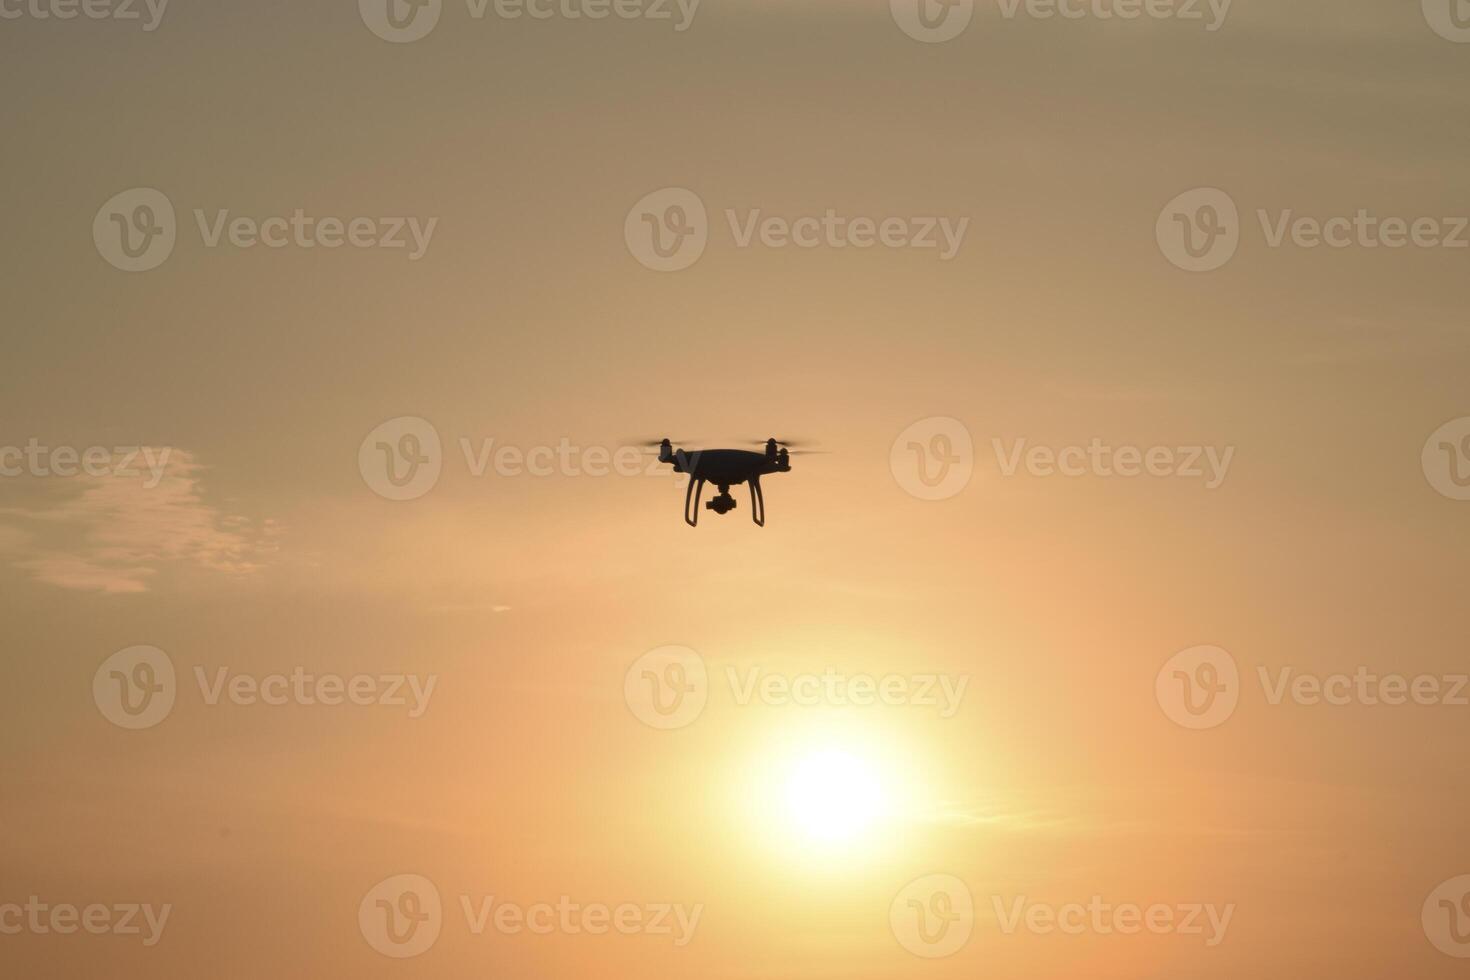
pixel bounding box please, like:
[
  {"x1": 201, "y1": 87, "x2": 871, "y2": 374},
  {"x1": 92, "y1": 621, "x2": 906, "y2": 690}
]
[
  {"x1": 684, "y1": 477, "x2": 705, "y2": 527},
  {"x1": 749, "y1": 476, "x2": 765, "y2": 527}
]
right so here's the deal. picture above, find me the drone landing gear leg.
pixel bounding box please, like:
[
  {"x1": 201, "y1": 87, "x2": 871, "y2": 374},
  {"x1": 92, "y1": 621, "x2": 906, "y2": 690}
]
[
  {"x1": 749, "y1": 476, "x2": 765, "y2": 527},
  {"x1": 684, "y1": 477, "x2": 705, "y2": 527}
]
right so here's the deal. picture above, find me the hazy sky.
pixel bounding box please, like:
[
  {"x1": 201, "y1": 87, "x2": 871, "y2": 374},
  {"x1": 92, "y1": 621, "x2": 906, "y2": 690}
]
[{"x1": 2, "y1": 1, "x2": 1469, "y2": 977}]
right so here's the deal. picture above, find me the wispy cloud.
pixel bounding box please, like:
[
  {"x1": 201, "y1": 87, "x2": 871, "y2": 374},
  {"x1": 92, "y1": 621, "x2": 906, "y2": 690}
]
[
  {"x1": 921, "y1": 798, "x2": 1081, "y2": 833},
  {"x1": 0, "y1": 449, "x2": 278, "y2": 594}
]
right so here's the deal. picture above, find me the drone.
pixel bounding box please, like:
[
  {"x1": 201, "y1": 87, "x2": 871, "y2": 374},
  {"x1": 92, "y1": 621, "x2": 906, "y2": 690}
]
[{"x1": 638, "y1": 437, "x2": 823, "y2": 527}]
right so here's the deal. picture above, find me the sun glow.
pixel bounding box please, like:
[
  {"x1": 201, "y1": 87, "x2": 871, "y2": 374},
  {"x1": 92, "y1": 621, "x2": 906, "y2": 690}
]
[
  {"x1": 728, "y1": 715, "x2": 934, "y2": 872},
  {"x1": 784, "y1": 748, "x2": 885, "y2": 845}
]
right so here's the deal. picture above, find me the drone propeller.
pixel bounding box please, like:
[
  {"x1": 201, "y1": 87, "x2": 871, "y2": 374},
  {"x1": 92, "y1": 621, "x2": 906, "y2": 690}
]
[
  {"x1": 744, "y1": 438, "x2": 830, "y2": 454},
  {"x1": 625, "y1": 437, "x2": 698, "y2": 450}
]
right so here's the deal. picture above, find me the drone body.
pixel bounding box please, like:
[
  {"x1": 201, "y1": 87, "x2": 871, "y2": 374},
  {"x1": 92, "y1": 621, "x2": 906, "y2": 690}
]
[{"x1": 651, "y1": 438, "x2": 797, "y2": 527}]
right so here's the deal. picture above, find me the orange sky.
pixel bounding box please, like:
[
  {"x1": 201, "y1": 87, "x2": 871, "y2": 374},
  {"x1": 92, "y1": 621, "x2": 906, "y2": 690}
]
[{"x1": 2, "y1": 2, "x2": 1469, "y2": 978}]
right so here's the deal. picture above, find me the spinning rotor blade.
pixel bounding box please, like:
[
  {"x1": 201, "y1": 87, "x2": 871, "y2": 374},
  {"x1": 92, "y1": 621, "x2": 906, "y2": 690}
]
[
  {"x1": 625, "y1": 437, "x2": 698, "y2": 449},
  {"x1": 744, "y1": 438, "x2": 828, "y2": 453}
]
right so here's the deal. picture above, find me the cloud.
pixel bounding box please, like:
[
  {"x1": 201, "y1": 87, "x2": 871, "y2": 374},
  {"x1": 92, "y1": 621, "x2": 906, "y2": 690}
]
[
  {"x1": 425, "y1": 599, "x2": 513, "y2": 614},
  {"x1": 0, "y1": 449, "x2": 278, "y2": 594},
  {"x1": 923, "y1": 798, "x2": 1080, "y2": 833}
]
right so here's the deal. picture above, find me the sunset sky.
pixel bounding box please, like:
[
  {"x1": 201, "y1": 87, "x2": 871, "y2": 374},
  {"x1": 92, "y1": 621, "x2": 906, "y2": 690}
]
[{"x1": 3, "y1": 1, "x2": 1469, "y2": 977}]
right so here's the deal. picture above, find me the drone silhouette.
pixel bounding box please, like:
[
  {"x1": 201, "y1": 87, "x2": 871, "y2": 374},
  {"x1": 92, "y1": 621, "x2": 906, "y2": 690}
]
[{"x1": 637, "y1": 437, "x2": 824, "y2": 527}]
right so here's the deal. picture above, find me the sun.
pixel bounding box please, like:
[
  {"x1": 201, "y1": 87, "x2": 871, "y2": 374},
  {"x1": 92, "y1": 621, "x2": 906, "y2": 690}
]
[
  {"x1": 729, "y1": 718, "x2": 928, "y2": 869},
  {"x1": 783, "y1": 748, "x2": 888, "y2": 847}
]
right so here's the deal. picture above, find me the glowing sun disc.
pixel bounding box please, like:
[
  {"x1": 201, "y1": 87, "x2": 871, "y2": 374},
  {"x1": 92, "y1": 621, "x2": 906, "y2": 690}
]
[{"x1": 784, "y1": 748, "x2": 885, "y2": 845}]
